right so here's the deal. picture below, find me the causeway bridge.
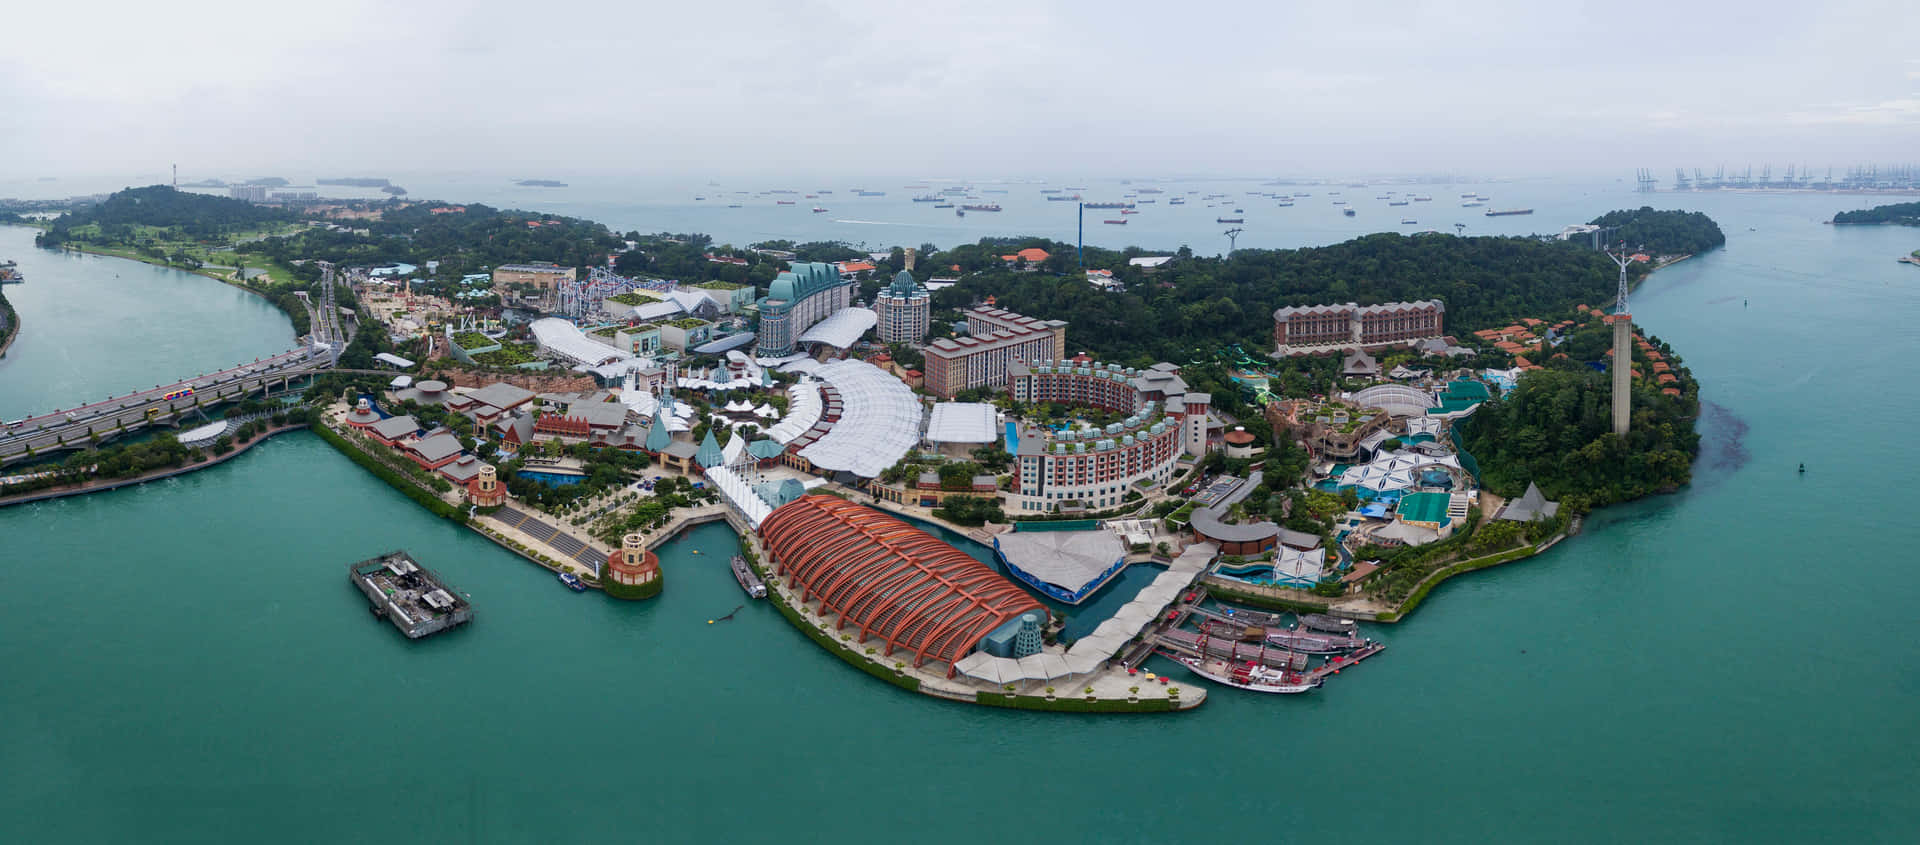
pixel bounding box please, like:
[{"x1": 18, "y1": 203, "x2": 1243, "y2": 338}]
[
  {"x1": 0, "y1": 262, "x2": 358, "y2": 467},
  {"x1": 0, "y1": 345, "x2": 335, "y2": 466}
]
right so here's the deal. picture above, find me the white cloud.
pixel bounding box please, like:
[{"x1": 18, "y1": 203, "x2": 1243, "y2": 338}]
[{"x1": 2, "y1": 0, "x2": 1917, "y2": 177}]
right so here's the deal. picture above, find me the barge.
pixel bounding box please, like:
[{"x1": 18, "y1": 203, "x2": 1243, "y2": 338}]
[
  {"x1": 349, "y1": 550, "x2": 472, "y2": 639},
  {"x1": 730, "y1": 555, "x2": 767, "y2": 599}
]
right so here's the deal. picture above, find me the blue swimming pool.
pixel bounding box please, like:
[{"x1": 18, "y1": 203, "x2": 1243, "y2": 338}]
[{"x1": 519, "y1": 469, "x2": 585, "y2": 487}]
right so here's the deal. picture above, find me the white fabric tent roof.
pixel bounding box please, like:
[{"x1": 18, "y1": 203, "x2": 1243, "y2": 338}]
[
  {"x1": 721, "y1": 433, "x2": 747, "y2": 466},
  {"x1": 796, "y1": 307, "x2": 876, "y2": 349},
  {"x1": 704, "y1": 465, "x2": 772, "y2": 528},
  {"x1": 724, "y1": 399, "x2": 754, "y2": 413},
  {"x1": 767, "y1": 381, "x2": 822, "y2": 444},
  {"x1": 1272, "y1": 546, "x2": 1326, "y2": 586},
  {"x1": 994, "y1": 531, "x2": 1124, "y2": 595},
  {"x1": 530, "y1": 317, "x2": 633, "y2": 367},
  {"x1": 1407, "y1": 416, "x2": 1443, "y2": 438},
  {"x1": 793, "y1": 360, "x2": 921, "y2": 478},
  {"x1": 1340, "y1": 449, "x2": 1464, "y2": 491},
  {"x1": 753, "y1": 403, "x2": 779, "y2": 418},
  {"x1": 925, "y1": 403, "x2": 1000, "y2": 444}
]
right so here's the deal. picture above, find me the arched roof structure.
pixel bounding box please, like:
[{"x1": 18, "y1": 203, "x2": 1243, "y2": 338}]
[
  {"x1": 1351, "y1": 384, "x2": 1434, "y2": 418},
  {"x1": 760, "y1": 496, "x2": 1043, "y2": 676}
]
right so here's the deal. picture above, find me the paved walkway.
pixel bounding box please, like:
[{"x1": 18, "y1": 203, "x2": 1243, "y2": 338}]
[{"x1": 479, "y1": 505, "x2": 609, "y2": 573}]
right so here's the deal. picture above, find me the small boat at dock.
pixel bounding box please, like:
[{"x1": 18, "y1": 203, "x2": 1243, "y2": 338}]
[
  {"x1": 730, "y1": 555, "x2": 767, "y2": 599},
  {"x1": 1174, "y1": 655, "x2": 1321, "y2": 694},
  {"x1": 1299, "y1": 613, "x2": 1357, "y2": 635},
  {"x1": 558, "y1": 571, "x2": 586, "y2": 591},
  {"x1": 1265, "y1": 627, "x2": 1367, "y2": 655}
]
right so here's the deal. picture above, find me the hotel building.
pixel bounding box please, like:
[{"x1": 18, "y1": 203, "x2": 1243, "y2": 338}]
[
  {"x1": 1272, "y1": 299, "x2": 1446, "y2": 353},
  {"x1": 1004, "y1": 360, "x2": 1215, "y2": 513},
  {"x1": 873, "y1": 270, "x2": 930, "y2": 344},
  {"x1": 756, "y1": 262, "x2": 857, "y2": 356},
  {"x1": 922, "y1": 307, "x2": 1067, "y2": 398}
]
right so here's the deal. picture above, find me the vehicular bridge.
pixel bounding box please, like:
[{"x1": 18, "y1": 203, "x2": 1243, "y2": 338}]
[
  {"x1": 0, "y1": 263, "x2": 364, "y2": 467},
  {"x1": 0, "y1": 345, "x2": 335, "y2": 466}
]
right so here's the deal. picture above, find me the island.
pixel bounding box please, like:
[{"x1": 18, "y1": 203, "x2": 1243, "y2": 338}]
[
  {"x1": 1832, "y1": 201, "x2": 1920, "y2": 226},
  {"x1": 515, "y1": 179, "x2": 567, "y2": 188},
  {"x1": 317, "y1": 177, "x2": 393, "y2": 188},
  {"x1": 1, "y1": 188, "x2": 1721, "y2": 713}
]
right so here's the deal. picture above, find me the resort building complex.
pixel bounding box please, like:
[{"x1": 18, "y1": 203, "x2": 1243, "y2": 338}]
[
  {"x1": 923, "y1": 306, "x2": 1068, "y2": 398},
  {"x1": 1273, "y1": 299, "x2": 1446, "y2": 353},
  {"x1": 755, "y1": 262, "x2": 858, "y2": 356},
  {"x1": 1004, "y1": 360, "x2": 1215, "y2": 513}
]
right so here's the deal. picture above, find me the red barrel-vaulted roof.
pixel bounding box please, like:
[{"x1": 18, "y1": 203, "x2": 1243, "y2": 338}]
[{"x1": 760, "y1": 495, "x2": 1043, "y2": 676}]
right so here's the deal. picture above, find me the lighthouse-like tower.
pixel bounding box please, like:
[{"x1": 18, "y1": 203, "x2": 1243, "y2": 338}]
[
  {"x1": 1605, "y1": 245, "x2": 1642, "y2": 437},
  {"x1": 465, "y1": 464, "x2": 507, "y2": 507},
  {"x1": 604, "y1": 532, "x2": 663, "y2": 600}
]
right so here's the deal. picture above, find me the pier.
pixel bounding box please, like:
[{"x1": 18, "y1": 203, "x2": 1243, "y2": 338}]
[{"x1": 349, "y1": 551, "x2": 472, "y2": 639}]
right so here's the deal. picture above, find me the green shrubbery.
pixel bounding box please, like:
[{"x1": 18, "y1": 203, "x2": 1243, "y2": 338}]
[{"x1": 313, "y1": 423, "x2": 467, "y2": 523}]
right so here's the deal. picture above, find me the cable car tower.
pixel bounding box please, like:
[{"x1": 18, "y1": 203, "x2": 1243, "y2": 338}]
[{"x1": 1604, "y1": 243, "x2": 1647, "y2": 436}]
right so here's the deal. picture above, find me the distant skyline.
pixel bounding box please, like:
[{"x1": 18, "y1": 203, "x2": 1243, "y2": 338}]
[{"x1": 3, "y1": 0, "x2": 1916, "y2": 181}]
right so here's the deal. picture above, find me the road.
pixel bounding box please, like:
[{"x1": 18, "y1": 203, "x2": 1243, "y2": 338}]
[{"x1": 0, "y1": 345, "x2": 331, "y2": 465}]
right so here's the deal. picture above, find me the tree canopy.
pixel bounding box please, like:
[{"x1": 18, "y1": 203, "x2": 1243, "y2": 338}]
[
  {"x1": 925, "y1": 231, "x2": 1640, "y2": 364},
  {"x1": 1460, "y1": 358, "x2": 1699, "y2": 512},
  {"x1": 35, "y1": 186, "x2": 297, "y2": 248},
  {"x1": 1587, "y1": 207, "x2": 1727, "y2": 256},
  {"x1": 1832, "y1": 201, "x2": 1920, "y2": 226}
]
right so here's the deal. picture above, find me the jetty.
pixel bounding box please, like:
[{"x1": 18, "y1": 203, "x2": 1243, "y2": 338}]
[{"x1": 349, "y1": 551, "x2": 472, "y2": 639}]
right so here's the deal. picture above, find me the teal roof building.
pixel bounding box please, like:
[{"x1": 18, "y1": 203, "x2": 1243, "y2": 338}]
[
  {"x1": 756, "y1": 262, "x2": 856, "y2": 355},
  {"x1": 695, "y1": 428, "x2": 725, "y2": 468},
  {"x1": 874, "y1": 269, "x2": 930, "y2": 344}
]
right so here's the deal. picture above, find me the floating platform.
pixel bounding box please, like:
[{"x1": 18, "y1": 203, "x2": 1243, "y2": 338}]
[{"x1": 349, "y1": 550, "x2": 472, "y2": 639}]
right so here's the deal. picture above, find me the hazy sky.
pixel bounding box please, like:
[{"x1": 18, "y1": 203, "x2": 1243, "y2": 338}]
[{"x1": 3, "y1": 0, "x2": 1916, "y2": 180}]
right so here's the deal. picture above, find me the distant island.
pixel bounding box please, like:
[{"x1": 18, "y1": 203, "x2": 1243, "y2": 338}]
[
  {"x1": 318, "y1": 177, "x2": 392, "y2": 188},
  {"x1": 1832, "y1": 201, "x2": 1920, "y2": 226},
  {"x1": 242, "y1": 177, "x2": 290, "y2": 187},
  {"x1": 516, "y1": 179, "x2": 567, "y2": 188},
  {"x1": 381, "y1": 185, "x2": 408, "y2": 195},
  {"x1": 178, "y1": 179, "x2": 228, "y2": 188}
]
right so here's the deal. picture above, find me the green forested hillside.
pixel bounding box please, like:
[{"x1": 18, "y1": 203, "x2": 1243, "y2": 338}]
[
  {"x1": 928, "y1": 233, "x2": 1629, "y2": 363},
  {"x1": 1587, "y1": 207, "x2": 1727, "y2": 255},
  {"x1": 241, "y1": 202, "x2": 623, "y2": 280},
  {"x1": 1462, "y1": 351, "x2": 1699, "y2": 511},
  {"x1": 35, "y1": 186, "x2": 295, "y2": 248},
  {"x1": 1832, "y1": 202, "x2": 1920, "y2": 225}
]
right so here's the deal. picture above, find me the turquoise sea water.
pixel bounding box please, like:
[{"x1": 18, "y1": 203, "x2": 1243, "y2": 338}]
[{"x1": 2, "y1": 188, "x2": 1917, "y2": 842}]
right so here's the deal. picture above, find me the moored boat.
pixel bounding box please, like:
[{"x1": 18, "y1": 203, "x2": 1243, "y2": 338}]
[
  {"x1": 1264, "y1": 627, "x2": 1366, "y2": 654},
  {"x1": 1175, "y1": 655, "x2": 1320, "y2": 694},
  {"x1": 558, "y1": 571, "x2": 586, "y2": 592},
  {"x1": 1104, "y1": 218, "x2": 1127, "y2": 224},
  {"x1": 1216, "y1": 217, "x2": 1243, "y2": 223},
  {"x1": 1300, "y1": 613, "x2": 1357, "y2": 635},
  {"x1": 730, "y1": 555, "x2": 767, "y2": 599}
]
